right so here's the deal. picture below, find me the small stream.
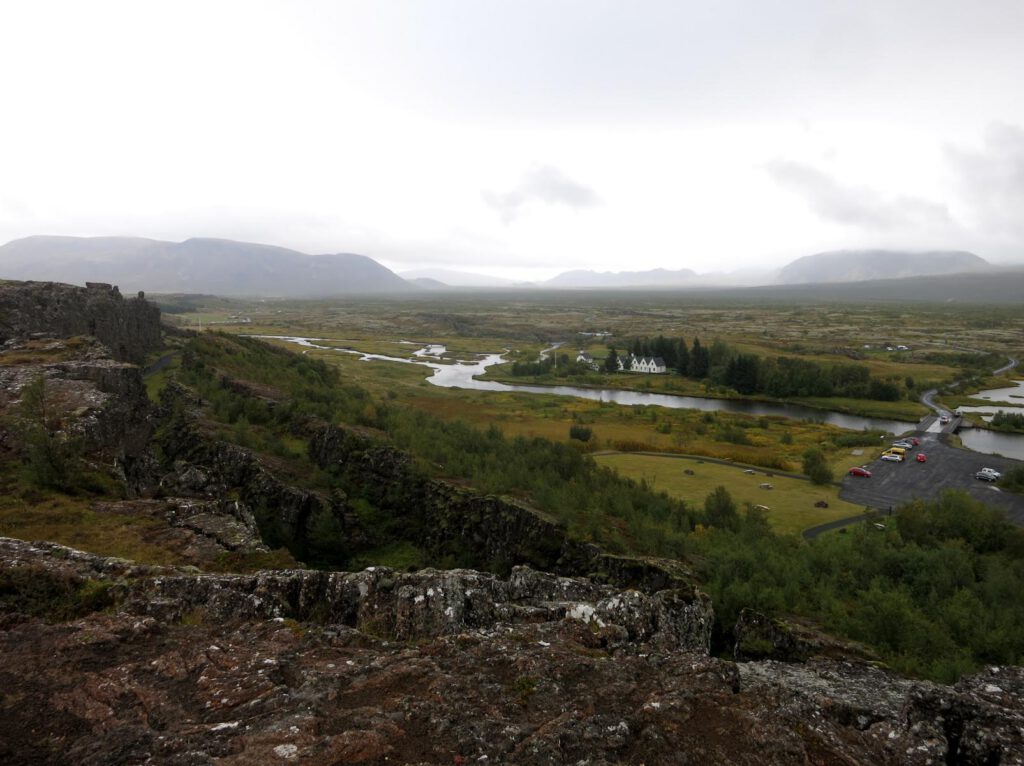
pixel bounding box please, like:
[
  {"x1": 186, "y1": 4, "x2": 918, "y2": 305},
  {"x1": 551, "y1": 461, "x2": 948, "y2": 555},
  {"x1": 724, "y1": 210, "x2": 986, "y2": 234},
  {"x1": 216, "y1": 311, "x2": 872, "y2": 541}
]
[
  {"x1": 252, "y1": 335, "x2": 1024, "y2": 458},
  {"x1": 955, "y1": 380, "x2": 1024, "y2": 460},
  {"x1": 253, "y1": 335, "x2": 917, "y2": 433}
]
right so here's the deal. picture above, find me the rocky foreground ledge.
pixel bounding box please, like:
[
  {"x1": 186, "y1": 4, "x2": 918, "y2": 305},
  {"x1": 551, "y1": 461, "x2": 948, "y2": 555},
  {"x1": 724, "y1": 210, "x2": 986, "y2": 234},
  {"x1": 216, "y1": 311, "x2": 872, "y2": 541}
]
[{"x1": 2, "y1": 538, "x2": 1023, "y2": 765}]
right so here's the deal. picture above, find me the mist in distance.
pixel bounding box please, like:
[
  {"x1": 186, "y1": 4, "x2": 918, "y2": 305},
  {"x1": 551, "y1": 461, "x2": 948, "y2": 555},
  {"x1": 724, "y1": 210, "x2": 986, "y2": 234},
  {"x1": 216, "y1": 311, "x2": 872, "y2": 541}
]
[{"x1": 1, "y1": 1, "x2": 1023, "y2": 283}]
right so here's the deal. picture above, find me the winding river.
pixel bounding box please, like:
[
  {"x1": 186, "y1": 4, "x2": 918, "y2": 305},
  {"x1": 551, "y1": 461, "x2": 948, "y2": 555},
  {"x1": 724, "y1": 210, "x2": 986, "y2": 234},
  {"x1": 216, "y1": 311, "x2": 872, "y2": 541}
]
[
  {"x1": 256, "y1": 336, "x2": 918, "y2": 433},
  {"x1": 254, "y1": 335, "x2": 1024, "y2": 459}
]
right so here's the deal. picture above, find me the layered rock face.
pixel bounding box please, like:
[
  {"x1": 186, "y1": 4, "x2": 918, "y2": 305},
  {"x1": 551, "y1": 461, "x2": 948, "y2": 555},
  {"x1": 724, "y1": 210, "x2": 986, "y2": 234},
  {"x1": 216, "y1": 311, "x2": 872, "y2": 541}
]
[
  {"x1": 2, "y1": 281, "x2": 1023, "y2": 764},
  {"x1": 0, "y1": 336, "x2": 154, "y2": 464},
  {"x1": 1, "y1": 538, "x2": 1022, "y2": 765},
  {"x1": 308, "y1": 422, "x2": 694, "y2": 592},
  {"x1": 0, "y1": 280, "x2": 161, "y2": 363}
]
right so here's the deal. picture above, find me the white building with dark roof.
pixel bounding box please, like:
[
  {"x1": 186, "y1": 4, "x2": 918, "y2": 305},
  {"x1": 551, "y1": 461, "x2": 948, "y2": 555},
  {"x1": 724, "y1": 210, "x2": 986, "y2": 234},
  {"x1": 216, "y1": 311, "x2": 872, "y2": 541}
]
[{"x1": 628, "y1": 355, "x2": 667, "y2": 374}]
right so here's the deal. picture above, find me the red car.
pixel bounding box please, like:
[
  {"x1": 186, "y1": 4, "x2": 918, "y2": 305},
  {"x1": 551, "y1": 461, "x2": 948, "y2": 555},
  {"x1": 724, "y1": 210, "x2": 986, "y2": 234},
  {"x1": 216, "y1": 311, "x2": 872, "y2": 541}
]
[
  {"x1": 916, "y1": 453, "x2": 927, "y2": 463},
  {"x1": 849, "y1": 466, "x2": 872, "y2": 477},
  {"x1": 908, "y1": 437, "x2": 920, "y2": 446}
]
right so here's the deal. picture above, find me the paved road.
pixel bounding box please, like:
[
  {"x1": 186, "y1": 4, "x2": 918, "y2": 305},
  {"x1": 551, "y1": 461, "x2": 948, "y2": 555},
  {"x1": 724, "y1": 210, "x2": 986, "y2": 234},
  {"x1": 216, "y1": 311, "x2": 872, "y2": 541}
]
[
  {"x1": 918, "y1": 355, "x2": 1018, "y2": 435},
  {"x1": 994, "y1": 357, "x2": 1020, "y2": 376},
  {"x1": 802, "y1": 511, "x2": 887, "y2": 539}
]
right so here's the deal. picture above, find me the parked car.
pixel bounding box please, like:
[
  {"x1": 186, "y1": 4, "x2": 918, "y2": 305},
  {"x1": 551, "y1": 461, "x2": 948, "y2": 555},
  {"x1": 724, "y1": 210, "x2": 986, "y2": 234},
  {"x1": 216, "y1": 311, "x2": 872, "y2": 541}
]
[
  {"x1": 916, "y1": 453, "x2": 927, "y2": 463},
  {"x1": 976, "y1": 467, "x2": 1002, "y2": 481},
  {"x1": 975, "y1": 471, "x2": 999, "y2": 482},
  {"x1": 908, "y1": 437, "x2": 920, "y2": 446},
  {"x1": 849, "y1": 466, "x2": 872, "y2": 477},
  {"x1": 881, "y1": 454, "x2": 904, "y2": 462},
  {"x1": 892, "y1": 441, "x2": 914, "y2": 449}
]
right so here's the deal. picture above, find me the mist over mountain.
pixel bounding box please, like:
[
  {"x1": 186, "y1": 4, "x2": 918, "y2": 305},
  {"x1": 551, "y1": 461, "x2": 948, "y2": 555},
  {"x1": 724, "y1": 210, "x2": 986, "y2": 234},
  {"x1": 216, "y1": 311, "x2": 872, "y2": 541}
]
[
  {"x1": 778, "y1": 250, "x2": 990, "y2": 284},
  {"x1": 407, "y1": 277, "x2": 450, "y2": 289},
  {"x1": 544, "y1": 267, "x2": 699, "y2": 288},
  {"x1": 0, "y1": 236, "x2": 410, "y2": 297},
  {"x1": 398, "y1": 268, "x2": 516, "y2": 287}
]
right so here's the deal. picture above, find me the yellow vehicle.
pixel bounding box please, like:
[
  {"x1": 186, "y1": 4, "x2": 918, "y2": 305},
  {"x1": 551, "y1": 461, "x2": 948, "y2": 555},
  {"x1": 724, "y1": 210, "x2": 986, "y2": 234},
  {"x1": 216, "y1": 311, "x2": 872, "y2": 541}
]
[{"x1": 883, "y1": 447, "x2": 907, "y2": 458}]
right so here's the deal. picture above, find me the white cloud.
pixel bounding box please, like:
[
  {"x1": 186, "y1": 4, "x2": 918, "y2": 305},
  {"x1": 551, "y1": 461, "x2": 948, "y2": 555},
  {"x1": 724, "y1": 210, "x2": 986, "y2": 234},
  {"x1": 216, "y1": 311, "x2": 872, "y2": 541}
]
[
  {"x1": 765, "y1": 160, "x2": 953, "y2": 231},
  {"x1": 946, "y1": 123, "x2": 1024, "y2": 241},
  {"x1": 1, "y1": 2, "x2": 1023, "y2": 278},
  {"x1": 482, "y1": 166, "x2": 600, "y2": 224}
]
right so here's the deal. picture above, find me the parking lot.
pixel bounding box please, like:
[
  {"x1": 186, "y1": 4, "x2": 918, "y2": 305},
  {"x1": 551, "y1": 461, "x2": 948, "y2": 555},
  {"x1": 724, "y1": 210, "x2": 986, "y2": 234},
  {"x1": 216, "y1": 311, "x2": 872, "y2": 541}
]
[{"x1": 839, "y1": 429, "x2": 1024, "y2": 525}]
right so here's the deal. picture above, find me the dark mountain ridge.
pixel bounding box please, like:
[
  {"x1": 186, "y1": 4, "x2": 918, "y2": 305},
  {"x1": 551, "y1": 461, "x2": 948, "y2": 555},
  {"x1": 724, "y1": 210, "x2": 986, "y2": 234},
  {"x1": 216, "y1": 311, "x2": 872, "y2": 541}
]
[
  {"x1": 778, "y1": 249, "x2": 989, "y2": 284},
  {"x1": 0, "y1": 235, "x2": 411, "y2": 297}
]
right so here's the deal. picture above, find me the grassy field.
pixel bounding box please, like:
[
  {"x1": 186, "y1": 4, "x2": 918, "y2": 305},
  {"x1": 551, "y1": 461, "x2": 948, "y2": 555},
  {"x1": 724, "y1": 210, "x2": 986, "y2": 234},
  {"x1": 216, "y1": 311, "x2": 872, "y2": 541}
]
[
  {"x1": 259, "y1": 337, "x2": 917, "y2": 476},
  {"x1": 593, "y1": 453, "x2": 865, "y2": 536},
  {"x1": 160, "y1": 291, "x2": 1024, "y2": 481},
  {"x1": 0, "y1": 488, "x2": 186, "y2": 566}
]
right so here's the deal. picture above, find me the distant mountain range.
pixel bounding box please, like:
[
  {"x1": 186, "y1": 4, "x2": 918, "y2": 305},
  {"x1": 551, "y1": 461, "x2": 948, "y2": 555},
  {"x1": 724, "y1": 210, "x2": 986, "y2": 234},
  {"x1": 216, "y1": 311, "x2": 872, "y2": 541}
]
[
  {"x1": 543, "y1": 268, "x2": 699, "y2": 288},
  {"x1": 0, "y1": 236, "x2": 410, "y2": 297},
  {"x1": 725, "y1": 268, "x2": 1024, "y2": 304},
  {"x1": 0, "y1": 236, "x2": 1006, "y2": 296},
  {"x1": 777, "y1": 249, "x2": 989, "y2": 284},
  {"x1": 399, "y1": 268, "x2": 516, "y2": 288}
]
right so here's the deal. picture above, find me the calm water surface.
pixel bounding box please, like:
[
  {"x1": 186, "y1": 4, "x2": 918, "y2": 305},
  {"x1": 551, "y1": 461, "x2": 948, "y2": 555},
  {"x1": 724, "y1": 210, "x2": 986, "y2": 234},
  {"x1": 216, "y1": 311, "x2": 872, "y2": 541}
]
[
  {"x1": 254, "y1": 335, "x2": 1024, "y2": 458},
  {"x1": 256, "y1": 336, "x2": 916, "y2": 433}
]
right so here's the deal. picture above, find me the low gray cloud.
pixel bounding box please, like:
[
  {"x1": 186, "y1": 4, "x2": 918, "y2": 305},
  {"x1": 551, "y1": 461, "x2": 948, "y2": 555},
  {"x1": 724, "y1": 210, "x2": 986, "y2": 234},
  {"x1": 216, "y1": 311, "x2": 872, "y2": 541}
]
[
  {"x1": 765, "y1": 159, "x2": 952, "y2": 230},
  {"x1": 483, "y1": 165, "x2": 600, "y2": 223},
  {"x1": 946, "y1": 123, "x2": 1024, "y2": 240}
]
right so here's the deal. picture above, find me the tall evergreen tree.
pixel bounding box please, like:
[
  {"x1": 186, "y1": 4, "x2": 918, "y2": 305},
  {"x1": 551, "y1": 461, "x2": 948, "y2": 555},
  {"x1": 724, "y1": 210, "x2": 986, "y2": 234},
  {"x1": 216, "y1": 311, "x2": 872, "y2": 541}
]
[
  {"x1": 689, "y1": 337, "x2": 710, "y2": 378},
  {"x1": 676, "y1": 339, "x2": 690, "y2": 375},
  {"x1": 604, "y1": 347, "x2": 619, "y2": 373}
]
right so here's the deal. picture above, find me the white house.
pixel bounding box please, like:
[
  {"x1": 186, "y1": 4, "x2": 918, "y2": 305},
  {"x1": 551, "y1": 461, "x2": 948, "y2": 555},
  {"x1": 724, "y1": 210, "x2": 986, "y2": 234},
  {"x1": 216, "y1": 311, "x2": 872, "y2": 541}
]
[
  {"x1": 628, "y1": 355, "x2": 667, "y2": 374},
  {"x1": 576, "y1": 351, "x2": 598, "y2": 370}
]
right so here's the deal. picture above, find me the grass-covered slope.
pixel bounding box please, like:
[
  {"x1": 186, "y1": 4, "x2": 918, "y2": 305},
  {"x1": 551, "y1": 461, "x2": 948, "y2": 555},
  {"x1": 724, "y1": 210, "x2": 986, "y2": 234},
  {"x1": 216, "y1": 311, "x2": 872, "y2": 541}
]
[{"x1": 171, "y1": 333, "x2": 1024, "y2": 682}]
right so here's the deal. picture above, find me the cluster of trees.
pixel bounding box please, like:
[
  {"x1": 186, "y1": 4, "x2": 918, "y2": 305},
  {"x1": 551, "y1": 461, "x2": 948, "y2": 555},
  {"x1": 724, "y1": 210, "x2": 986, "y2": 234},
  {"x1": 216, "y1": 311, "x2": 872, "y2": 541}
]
[
  {"x1": 177, "y1": 333, "x2": 695, "y2": 560},
  {"x1": 991, "y1": 411, "x2": 1024, "y2": 431},
  {"x1": 609, "y1": 335, "x2": 710, "y2": 377},
  {"x1": 179, "y1": 334, "x2": 376, "y2": 430},
  {"x1": 725, "y1": 355, "x2": 902, "y2": 400},
  {"x1": 510, "y1": 353, "x2": 589, "y2": 377},
  {"x1": 801, "y1": 447, "x2": 834, "y2": 485},
  {"x1": 694, "y1": 488, "x2": 1024, "y2": 682},
  {"x1": 617, "y1": 334, "x2": 904, "y2": 401},
  {"x1": 178, "y1": 333, "x2": 1024, "y2": 682},
  {"x1": 1001, "y1": 466, "x2": 1024, "y2": 493},
  {"x1": 568, "y1": 423, "x2": 593, "y2": 442}
]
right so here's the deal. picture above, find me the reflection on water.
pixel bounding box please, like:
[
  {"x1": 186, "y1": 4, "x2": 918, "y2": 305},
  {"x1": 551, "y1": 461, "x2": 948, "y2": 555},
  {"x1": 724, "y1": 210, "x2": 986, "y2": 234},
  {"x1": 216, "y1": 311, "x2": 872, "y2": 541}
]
[
  {"x1": 957, "y1": 380, "x2": 1024, "y2": 422},
  {"x1": 254, "y1": 335, "x2": 916, "y2": 434},
  {"x1": 959, "y1": 429, "x2": 1024, "y2": 461},
  {"x1": 252, "y1": 334, "x2": 1024, "y2": 458},
  {"x1": 970, "y1": 380, "x2": 1024, "y2": 405},
  {"x1": 425, "y1": 353, "x2": 919, "y2": 432}
]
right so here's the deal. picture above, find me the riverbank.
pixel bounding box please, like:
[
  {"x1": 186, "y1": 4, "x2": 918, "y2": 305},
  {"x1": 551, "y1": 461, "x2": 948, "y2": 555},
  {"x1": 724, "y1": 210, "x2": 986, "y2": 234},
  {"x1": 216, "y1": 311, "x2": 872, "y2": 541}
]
[
  {"x1": 479, "y1": 366, "x2": 928, "y2": 422},
  {"x1": 253, "y1": 334, "x2": 1024, "y2": 459}
]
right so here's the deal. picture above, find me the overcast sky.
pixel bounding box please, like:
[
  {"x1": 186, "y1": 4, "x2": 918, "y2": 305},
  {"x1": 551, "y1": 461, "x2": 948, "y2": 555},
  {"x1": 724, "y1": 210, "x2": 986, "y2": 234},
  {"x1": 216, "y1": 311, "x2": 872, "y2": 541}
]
[{"x1": 2, "y1": 0, "x2": 1023, "y2": 280}]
